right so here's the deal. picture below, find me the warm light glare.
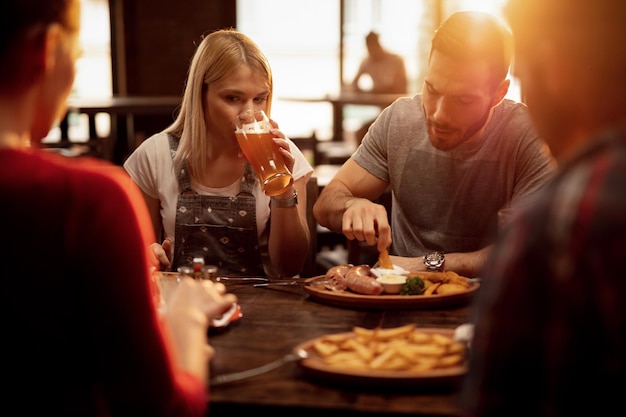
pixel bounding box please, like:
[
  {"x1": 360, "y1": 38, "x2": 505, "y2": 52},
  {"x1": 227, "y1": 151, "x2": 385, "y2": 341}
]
[
  {"x1": 238, "y1": 0, "x2": 519, "y2": 142},
  {"x1": 46, "y1": 0, "x2": 111, "y2": 142},
  {"x1": 53, "y1": 0, "x2": 520, "y2": 145}
]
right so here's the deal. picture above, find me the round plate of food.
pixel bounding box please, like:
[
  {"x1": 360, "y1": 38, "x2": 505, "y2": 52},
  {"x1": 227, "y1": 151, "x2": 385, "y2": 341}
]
[
  {"x1": 295, "y1": 325, "x2": 467, "y2": 389},
  {"x1": 303, "y1": 267, "x2": 480, "y2": 310}
]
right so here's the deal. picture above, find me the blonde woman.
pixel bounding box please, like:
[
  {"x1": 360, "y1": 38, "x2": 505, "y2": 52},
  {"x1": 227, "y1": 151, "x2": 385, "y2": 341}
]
[{"x1": 125, "y1": 29, "x2": 313, "y2": 277}]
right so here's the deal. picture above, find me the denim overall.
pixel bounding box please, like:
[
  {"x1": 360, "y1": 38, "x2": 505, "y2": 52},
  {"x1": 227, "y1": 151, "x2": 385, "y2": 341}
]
[{"x1": 168, "y1": 134, "x2": 265, "y2": 276}]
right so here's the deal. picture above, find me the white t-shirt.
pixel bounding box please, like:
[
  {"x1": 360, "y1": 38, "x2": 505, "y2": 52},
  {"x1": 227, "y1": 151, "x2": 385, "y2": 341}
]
[{"x1": 124, "y1": 132, "x2": 313, "y2": 251}]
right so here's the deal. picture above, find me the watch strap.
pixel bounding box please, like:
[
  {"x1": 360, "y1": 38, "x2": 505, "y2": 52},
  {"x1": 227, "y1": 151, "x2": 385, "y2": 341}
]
[{"x1": 270, "y1": 190, "x2": 298, "y2": 208}]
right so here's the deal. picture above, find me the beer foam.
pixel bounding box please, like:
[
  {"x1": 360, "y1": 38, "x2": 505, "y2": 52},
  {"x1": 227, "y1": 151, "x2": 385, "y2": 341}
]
[{"x1": 237, "y1": 120, "x2": 266, "y2": 133}]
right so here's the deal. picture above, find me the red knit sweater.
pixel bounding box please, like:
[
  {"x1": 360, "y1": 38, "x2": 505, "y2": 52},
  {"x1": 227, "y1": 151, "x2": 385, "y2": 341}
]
[{"x1": 0, "y1": 148, "x2": 207, "y2": 417}]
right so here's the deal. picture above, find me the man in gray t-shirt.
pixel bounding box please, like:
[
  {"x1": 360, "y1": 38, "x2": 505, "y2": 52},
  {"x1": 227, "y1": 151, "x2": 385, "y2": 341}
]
[{"x1": 313, "y1": 11, "x2": 555, "y2": 277}]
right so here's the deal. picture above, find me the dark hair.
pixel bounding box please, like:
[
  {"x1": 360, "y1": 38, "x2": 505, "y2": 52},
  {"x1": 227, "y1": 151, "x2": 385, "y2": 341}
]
[
  {"x1": 0, "y1": 0, "x2": 74, "y2": 81},
  {"x1": 366, "y1": 31, "x2": 379, "y2": 45},
  {"x1": 430, "y1": 11, "x2": 512, "y2": 86}
]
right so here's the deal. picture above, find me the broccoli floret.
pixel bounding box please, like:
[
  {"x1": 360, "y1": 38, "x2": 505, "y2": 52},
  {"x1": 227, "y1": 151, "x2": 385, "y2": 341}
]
[{"x1": 400, "y1": 276, "x2": 426, "y2": 295}]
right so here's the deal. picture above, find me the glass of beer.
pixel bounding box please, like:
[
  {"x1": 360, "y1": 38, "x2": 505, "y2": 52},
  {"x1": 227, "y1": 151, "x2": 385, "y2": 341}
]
[{"x1": 234, "y1": 109, "x2": 293, "y2": 196}]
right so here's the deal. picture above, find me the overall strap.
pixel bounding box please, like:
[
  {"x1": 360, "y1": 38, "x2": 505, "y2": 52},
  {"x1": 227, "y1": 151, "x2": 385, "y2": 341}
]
[{"x1": 167, "y1": 133, "x2": 193, "y2": 193}]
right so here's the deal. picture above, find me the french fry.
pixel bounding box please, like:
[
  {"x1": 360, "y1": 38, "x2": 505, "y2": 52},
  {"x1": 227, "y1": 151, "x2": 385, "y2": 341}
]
[
  {"x1": 313, "y1": 340, "x2": 340, "y2": 357},
  {"x1": 343, "y1": 338, "x2": 375, "y2": 362},
  {"x1": 373, "y1": 323, "x2": 416, "y2": 339},
  {"x1": 436, "y1": 283, "x2": 468, "y2": 295},
  {"x1": 378, "y1": 248, "x2": 394, "y2": 269},
  {"x1": 431, "y1": 333, "x2": 455, "y2": 346},
  {"x1": 369, "y1": 347, "x2": 397, "y2": 369},
  {"x1": 446, "y1": 271, "x2": 471, "y2": 287},
  {"x1": 447, "y1": 341, "x2": 467, "y2": 355},
  {"x1": 380, "y1": 356, "x2": 412, "y2": 371},
  {"x1": 410, "y1": 331, "x2": 433, "y2": 344},
  {"x1": 353, "y1": 326, "x2": 375, "y2": 338},
  {"x1": 311, "y1": 324, "x2": 467, "y2": 374},
  {"x1": 436, "y1": 353, "x2": 464, "y2": 368},
  {"x1": 324, "y1": 351, "x2": 368, "y2": 368},
  {"x1": 408, "y1": 344, "x2": 447, "y2": 356},
  {"x1": 409, "y1": 271, "x2": 471, "y2": 288},
  {"x1": 424, "y1": 282, "x2": 441, "y2": 295}
]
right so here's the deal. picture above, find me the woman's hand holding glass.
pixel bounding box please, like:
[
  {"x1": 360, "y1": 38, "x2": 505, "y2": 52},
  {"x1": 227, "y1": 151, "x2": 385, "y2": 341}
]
[{"x1": 234, "y1": 109, "x2": 294, "y2": 196}]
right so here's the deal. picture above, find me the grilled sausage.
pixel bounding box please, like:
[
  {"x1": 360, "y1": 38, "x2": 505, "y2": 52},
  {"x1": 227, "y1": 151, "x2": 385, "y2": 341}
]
[
  {"x1": 324, "y1": 263, "x2": 353, "y2": 291},
  {"x1": 344, "y1": 265, "x2": 383, "y2": 295}
]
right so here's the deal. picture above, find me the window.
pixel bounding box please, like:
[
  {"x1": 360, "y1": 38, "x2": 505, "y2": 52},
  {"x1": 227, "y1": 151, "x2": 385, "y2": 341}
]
[
  {"x1": 52, "y1": 1, "x2": 519, "y2": 147},
  {"x1": 74, "y1": 0, "x2": 112, "y2": 100},
  {"x1": 45, "y1": 0, "x2": 112, "y2": 142},
  {"x1": 237, "y1": 0, "x2": 520, "y2": 148},
  {"x1": 237, "y1": 0, "x2": 340, "y2": 140}
]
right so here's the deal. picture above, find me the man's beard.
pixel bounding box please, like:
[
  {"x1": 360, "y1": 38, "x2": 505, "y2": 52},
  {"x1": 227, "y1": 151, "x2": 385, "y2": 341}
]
[{"x1": 426, "y1": 106, "x2": 492, "y2": 151}]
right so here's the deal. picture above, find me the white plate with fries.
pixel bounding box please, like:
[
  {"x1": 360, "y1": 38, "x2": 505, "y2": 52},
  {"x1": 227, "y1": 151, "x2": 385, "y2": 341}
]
[
  {"x1": 294, "y1": 324, "x2": 467, "y2": 388},
  {"x1": 303, "y1": 274, "x2": 480, "y2": 310}
]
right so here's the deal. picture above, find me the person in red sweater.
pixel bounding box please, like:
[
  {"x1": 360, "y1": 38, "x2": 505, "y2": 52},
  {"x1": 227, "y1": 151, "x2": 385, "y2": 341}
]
[{"x1": 0, "y1": 0, "x2": 236, "y2": 415}]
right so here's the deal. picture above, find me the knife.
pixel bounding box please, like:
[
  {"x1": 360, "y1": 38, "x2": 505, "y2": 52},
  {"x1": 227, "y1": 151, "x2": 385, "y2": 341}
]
[
  {"x1": 253, "y1": 279, "x2": 329, "y2": 288},
  {"x1": 215, "y1": 276, "x2": 269, "y2": 283}
]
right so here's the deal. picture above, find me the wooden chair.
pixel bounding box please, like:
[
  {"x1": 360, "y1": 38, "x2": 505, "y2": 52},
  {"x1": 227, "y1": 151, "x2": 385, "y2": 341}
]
[{"x1": 291, "y1": 132, "x2": 320, "y2": 166}]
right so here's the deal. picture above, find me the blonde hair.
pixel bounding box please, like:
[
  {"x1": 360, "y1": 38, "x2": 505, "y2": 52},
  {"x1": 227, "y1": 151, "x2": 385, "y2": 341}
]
[{"x1": 165, "y1": 28, "x2": 273, "y2": 179}]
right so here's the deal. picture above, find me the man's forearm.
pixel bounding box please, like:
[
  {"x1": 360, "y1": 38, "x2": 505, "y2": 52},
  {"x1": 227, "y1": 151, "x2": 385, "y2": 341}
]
[
  {"x1": 313, "y1": 185, "x2": 351, "y2": 233},
  {"x1": 444, "y1": 246, "x2": 492, "y2": 278},
  {"x1": 391, "y1": 246, "x2": 492, "y2": 278}
]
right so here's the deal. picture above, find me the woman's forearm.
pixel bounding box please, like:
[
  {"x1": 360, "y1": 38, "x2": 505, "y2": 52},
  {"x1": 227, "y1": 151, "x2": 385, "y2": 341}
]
[{"x1": 268, "y1": 183, "x2": 310, "y2": 276}]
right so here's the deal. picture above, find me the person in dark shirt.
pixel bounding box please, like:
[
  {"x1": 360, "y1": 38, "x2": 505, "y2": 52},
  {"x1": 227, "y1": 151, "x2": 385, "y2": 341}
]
[{"x1": 461, "y1": 1, "x2": 626, "y2": 416}]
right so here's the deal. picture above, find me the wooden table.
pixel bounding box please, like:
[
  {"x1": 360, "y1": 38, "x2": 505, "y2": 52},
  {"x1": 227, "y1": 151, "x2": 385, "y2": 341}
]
[
  {"x1": 62, "y1": 95, "x2": 182, "y2": 164},
  {"x1": 282, "y1": 92, "x2": 406, "y2": 142},
  {"x1": 207, "y1": 280, "x2": 471, "y2": 416}
]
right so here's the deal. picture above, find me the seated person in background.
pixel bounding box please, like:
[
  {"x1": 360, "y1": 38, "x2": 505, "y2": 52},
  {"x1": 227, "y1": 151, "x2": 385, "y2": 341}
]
[
  {"x1": 460, "y1": 0, "x2": 626, "y2": 415},
  {"x1": 313, "y1": 11, "x2": 556, "y2": 278},
  {"x1": 350, "y1": 31, "x2": 408, "y2": 94},
  {"x1": 124, "y1": 29, "x2": 313, "y2": 278},
  {"x1": 0, "y1": 0, "x2": 236, "y2": 415},
  {"x1": 350, "y1": 31, "x2": 409, "y2": 144}
]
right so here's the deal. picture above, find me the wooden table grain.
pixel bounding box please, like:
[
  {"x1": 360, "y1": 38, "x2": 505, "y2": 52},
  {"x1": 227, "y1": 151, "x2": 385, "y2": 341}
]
[{"x1": 207, "y1": 280, "x2": 472, "y2": 417}]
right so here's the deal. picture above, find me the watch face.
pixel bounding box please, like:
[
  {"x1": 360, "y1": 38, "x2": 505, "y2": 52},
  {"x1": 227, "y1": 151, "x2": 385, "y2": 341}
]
[{"x1": 424, "y1": 252, "x2": 444, "y2": 270}]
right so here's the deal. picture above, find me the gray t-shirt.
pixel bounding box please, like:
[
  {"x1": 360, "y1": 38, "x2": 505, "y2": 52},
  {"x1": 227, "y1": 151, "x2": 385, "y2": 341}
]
[{"x1": 352, "y1": 95, "x2": 555, "y2": 257}]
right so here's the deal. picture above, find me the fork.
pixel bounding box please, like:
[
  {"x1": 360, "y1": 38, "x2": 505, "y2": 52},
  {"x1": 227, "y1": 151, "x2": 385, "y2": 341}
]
[
  {"x1": 253, "y1": 279, "x2": 330, "y2": 288},
  {"x1": 215, "y1": 276, "x2": 269, "y2": 283},
  {"x1": 210, "y1": 349, "x2": 309, "y2": 386}
]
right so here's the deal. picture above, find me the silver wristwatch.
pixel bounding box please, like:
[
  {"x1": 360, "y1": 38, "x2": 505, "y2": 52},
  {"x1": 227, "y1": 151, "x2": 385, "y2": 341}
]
[
  {"x1": 270, "y1": 190, "x2": 298, "y2": 208},
  {"x1": 424, "y1": 251, "x2": 445, "y2": 271}
]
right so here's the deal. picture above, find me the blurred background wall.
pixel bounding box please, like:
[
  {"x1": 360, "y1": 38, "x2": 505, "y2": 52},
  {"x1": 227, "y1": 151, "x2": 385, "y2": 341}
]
[{"x1": 60, "y1": 0, "x2": 516, "y2": 163}]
